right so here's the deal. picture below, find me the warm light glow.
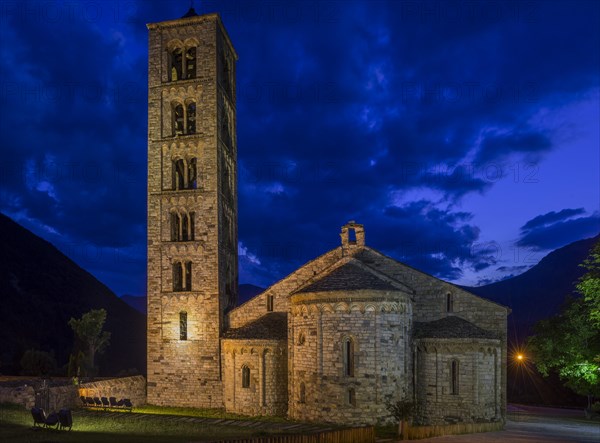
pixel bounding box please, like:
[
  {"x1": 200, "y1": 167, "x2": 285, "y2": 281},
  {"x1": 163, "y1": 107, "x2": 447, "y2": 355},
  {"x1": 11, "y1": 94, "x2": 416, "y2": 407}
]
[{"x1": 516, "y1": 354, "x2": 524, "y2": 361}]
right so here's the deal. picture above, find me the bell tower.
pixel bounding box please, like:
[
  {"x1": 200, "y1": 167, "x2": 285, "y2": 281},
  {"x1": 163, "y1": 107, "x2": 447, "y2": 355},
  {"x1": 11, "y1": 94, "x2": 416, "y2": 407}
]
[{"x1": 146, "y1": 8, "x2": 238, "y2": 407}]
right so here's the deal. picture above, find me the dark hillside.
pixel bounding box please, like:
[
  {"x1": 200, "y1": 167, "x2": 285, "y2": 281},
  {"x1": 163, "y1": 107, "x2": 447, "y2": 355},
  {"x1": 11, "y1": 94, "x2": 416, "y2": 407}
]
[{"x1": 0, "y1": 213, "x2": 145, "y2": 376}]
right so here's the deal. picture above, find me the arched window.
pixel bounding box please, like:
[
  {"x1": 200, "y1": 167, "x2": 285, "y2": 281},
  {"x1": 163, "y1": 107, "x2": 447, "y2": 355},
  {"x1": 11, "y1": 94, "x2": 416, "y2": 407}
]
[
  {"x1": 185, "y1": 47, "x2": 196, "y2": 79},
  {"x1": 266, "y1": 295, "x2": 274, "y2": 312},
  {"x1": 173, "y1": 103, "x2": 184, "y2": 135},
  {"x1": 221, "y1": 53, "x2": 233, "y2": 96},
  {"x1": 170, "y1": 212, "x2": 180, "y2": 241},
  {"x1": 446, "y1": 293, "x2": 454, "y2": 313},
  {"x1": 187, "y1": 158, "x2": 197, "y2": 189},
  {"x1": 450, "y1": 359, "x2": 459, "y2": 395},
  {"x1": 170, "y1": 47, "x2": 183, "y2": 81},
  {"x1": 186, "y1": 102, "x2": 196, "y2": 134},
  {"x1": 171, "y1": 211, "x2": 194, "y2": 241},
  {"x1": 188, "y1": 212, "x2": 195, "y2": 241},
  {"x1": 185, "y1": 261, "x2": 192, "y2": 290},
  {"x1": 173, "y1": 159, "x2": 185, "y2": 190},
  {"x1": 343, "y1": 337, "x2": 355, "y2": 377},
  {"x1": 241, "y1": 365, "x2": 250, "y2": 388},
  {"x1": 172, "y1": 159, "x2": 198, "y2": 190},
  {"x1": 173, "y1": 261, "x2": 192, "y2": 291},
  {"x1": 348, "y1": 388, "x2": 356, "y2": 406},
  {"x1": 173, "y1": 262, "x2": 182, "y2": 291},
  {"x1": 299, "y1": 382, "x2": 306, "y2": 403},
  {"x1": 179, "y1": 311, "x2": 187, "y2": 340},
  {"x1": 220, "y1": 105, "x2": 230, "y2": 145}
]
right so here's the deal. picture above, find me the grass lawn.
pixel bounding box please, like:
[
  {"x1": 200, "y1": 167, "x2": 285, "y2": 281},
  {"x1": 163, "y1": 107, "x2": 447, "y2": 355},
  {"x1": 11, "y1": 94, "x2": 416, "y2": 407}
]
[{"x1": 0, "y1": 403, "x2": 293, "y2": 443}]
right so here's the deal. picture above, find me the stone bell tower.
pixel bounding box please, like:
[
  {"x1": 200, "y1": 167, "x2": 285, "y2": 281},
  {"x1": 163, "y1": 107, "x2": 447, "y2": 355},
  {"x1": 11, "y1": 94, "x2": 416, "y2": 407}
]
[{"x1": 146, "y1": 7, "x2": 238, "y2": 407}]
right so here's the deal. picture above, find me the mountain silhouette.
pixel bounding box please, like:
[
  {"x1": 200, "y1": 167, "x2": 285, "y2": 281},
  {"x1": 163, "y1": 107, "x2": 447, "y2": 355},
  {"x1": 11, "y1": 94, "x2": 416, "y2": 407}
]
[
  {"x1": 464, "y1": 234, "x2": 599, "y2": 344},
  {"x1": 0, "y1": 213, "x2": 146, "y2": 376},
  {"x1": 121, "y1": 294, "x2": 147, "y2": 314}
]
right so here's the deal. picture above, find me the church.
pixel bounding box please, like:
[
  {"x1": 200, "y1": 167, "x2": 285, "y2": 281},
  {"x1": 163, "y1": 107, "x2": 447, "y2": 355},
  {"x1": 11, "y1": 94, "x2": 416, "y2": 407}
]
[{"x1": 146, "y1": 9, "x2": 509, "y2": 426}]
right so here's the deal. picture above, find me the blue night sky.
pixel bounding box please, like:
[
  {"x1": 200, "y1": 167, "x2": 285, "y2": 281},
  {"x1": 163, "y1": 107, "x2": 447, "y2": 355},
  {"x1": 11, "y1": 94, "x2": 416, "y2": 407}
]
[{"x1": 1, "y1": 0, "x2": 598, "y2": 297}]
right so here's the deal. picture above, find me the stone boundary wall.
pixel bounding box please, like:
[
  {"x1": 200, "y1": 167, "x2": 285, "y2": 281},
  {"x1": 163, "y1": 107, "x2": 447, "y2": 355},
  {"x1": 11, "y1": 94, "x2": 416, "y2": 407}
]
[
  {"x1": 48, "y1": 385, "x2": 79, "y2": 411},
  {"x1": 0, "y1": 385, "x2": 35, "y2": 409},
  {"x1": 79, "y1": 375, "x2": 146, "y2": 407},
  {"x1": 0, "y1": 376, "x2": 147, "y2": 410}
]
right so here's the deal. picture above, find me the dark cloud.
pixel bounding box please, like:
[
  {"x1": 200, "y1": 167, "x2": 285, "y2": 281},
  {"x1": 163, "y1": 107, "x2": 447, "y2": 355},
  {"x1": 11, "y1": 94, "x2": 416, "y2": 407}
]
[
  {"x1": 476, "y1": 130, "x2": 552, "y2": 164},
  {"x1": 517, "y1": 210, "x2": 600, "y2": 251},
  {"x1": 0, "y1": 0, "x2": 598, "y2": 294},
  {"x1": 521, "y1": 208, "x2": 586, "y2": 231}
]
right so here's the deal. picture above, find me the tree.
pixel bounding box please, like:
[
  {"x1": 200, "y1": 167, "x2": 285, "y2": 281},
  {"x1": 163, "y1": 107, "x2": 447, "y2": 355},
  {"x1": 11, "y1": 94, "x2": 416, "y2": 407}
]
[
  {"x1": 20, "y1": 349, "x2": 57, "y2": 376},
  {"x1": 68, "y1": 309, "x2": 111, "y2": 376},
  {"x1": 528, "y1": 241, "x2": 600, "y2": 412},
  {"x1": 576, "y1": 241, "x2": 600, "y2": 327},
  {"x1": 387, "y1": 399, "x2": 416, "y2": 438}
]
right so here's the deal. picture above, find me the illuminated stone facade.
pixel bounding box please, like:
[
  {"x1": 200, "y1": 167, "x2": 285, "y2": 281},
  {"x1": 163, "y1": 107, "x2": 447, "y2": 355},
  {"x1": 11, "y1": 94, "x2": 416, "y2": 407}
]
[
  {"x1": 146, "y1": 10, "x2": 238, "y2": 408},
  {"x1": 147, "y1": 10, "x2": 509, "y2": 426}
]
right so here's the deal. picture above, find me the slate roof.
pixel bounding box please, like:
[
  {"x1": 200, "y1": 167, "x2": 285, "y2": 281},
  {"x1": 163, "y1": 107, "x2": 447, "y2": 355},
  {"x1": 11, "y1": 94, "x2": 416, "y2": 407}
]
[
  {"x1": 295, "y1": 262, "x2": 399, "y2": 294},
  {"x1": 222, "y1": 312, "x2": 287, "y2": 340},
  {"x1": 414, "y1": 316, "x2": 499, "y2": 340}
]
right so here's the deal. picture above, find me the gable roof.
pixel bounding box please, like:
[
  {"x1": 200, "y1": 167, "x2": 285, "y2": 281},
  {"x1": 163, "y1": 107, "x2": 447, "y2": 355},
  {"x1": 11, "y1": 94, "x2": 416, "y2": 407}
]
[
  {"x1": 414, "y1": 316, "x2": 499, "y2": 340},
  {"x1": 353, "y1": 247, "x2": 510, "y2": 312},
  {"x1": 222, "y1": 312, "x2": 287, "y2": 340},
  {"x1": 294, "y1": 261, "x2": 401, "y2": 294}
]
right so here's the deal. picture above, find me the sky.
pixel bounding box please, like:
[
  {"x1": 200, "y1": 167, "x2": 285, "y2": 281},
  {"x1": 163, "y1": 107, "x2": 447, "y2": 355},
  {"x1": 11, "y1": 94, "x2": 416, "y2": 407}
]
[{"x1": 0, "y1": 0, "x2": 598, "y2": 297}]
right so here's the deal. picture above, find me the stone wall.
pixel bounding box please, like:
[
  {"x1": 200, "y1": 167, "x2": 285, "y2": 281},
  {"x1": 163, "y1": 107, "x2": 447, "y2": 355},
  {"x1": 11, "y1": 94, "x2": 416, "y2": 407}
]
[
  {"x1": 228, "y1": 248, "x2": 343, "y2": 329},
  {"x1": 79, "y1": 376, "x2": 147, "y2": 407},
  {"x1": 353, "y1": 247, "x2": 509, "y2": 421},
  {"x1": 414, "y1": 339, "x2": 501, "y2": 425},
  {"x1": 0, "y1": 385, "x2": 35, "y2": 409},
  {"x1": 222, "y1": 339, "x2": 287, "y2": 416},
  {"x1": 289, "y1": 291, "x2": 413, "y2": 425}
]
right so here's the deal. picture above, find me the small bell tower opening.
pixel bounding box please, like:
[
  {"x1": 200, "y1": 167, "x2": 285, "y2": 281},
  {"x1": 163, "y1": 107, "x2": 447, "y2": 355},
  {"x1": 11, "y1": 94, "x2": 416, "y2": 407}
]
[{"x1": 340, "y1": 221, "x2": 365, "y2": 254}]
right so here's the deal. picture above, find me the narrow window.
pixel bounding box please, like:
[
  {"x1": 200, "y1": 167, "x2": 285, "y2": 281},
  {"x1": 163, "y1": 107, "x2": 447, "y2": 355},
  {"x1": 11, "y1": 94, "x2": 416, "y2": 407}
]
[
  {"x1": 299, "y1": 382, "x2": 306, "y2": 403},
  {"x1": 348, "y1": 228, "x2": 356, "y2": 244},
  {"x1": 170, "y1": 48, "x2": 183, "y2": 81},
  {"x1": 348, "y1": 388, "x2": 356, "y2": 406},
  {"x1": 181, "y1": 212, "x2": 189, "y2": 241},
  {"x1": 186, "y1": 102, "x2": 196, "y2": 134},
  {"x1": 173, "y1": 262, "x2": 183, "y2": 291},
  {"x1": 221, "y1": 53, "x2": 232, "y2": 96},
  {"x1": 179, "y1": 311, "x2": 187, "y2": 340},
  {"x1": 188, "y1": 212, "x2": 195, "y2": 241},
  {"x1": 220, "y1": 106, "x2": 230, "y2": 145},
  {"x1": 173, "y1": 103, "x2": 184, "y2": 135},
  {"x1": 450, "y1": 360, "x2": 459, "y2": 395},
  {"x1": 187, "y1": 158, "x2": 197, "y2": 189},
  {"x1": 170, "y1": 212, "x2": 179, "y2": 241},
  {"x1": 185, "y1": 47, "x2": 196, "y2": 79},
  {"x1": 446, "y1": 293, "x2": 454, "y2": 313},
  {"x1": 344, "y1": 337, "x2": 355, "y2": 377},
  {"x1": 184, "y1": 261, "x2": 192, "y2": 291},
  {"x1": 242, "y1": 366, "x2": 250, "y2": 388},
  {"x1": 297, "y1": 332, "x2": 305, "y2": 346},
  {"x1": 173, "y1": 159, "x2": 185, "y2": 190},
  {"x1": 267, "y1": 295, "x2": 274, "y2": 312}
]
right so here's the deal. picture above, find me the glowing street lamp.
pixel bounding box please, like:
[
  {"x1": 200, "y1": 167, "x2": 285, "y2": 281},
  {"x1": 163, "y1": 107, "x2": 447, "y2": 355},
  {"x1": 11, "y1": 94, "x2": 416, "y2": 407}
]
[{"x1": 516, "y1": 353, "x2": 524, "y2": 362}]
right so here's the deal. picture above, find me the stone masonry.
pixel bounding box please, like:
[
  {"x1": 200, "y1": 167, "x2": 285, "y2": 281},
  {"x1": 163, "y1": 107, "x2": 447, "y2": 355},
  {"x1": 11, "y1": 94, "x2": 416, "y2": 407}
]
[
  {"x1": 146, "y1": 10, "x2": 238, "y2": 408},
  {"x1": 146, "y1": 10, "x2": 510, "y2": 428}
]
